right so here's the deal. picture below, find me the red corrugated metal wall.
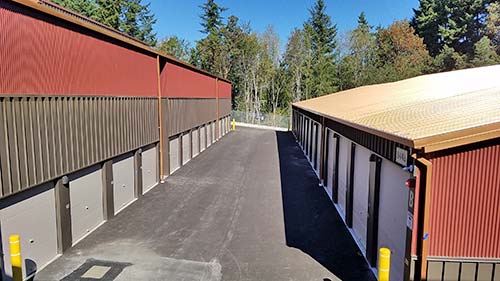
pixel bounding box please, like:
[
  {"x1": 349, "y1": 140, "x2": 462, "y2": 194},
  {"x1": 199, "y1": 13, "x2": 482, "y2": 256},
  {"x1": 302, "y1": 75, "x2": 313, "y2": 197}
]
[
  {"x1": 218, "y1": 80, "x2": 231, "y2": 98},
  {"x1": 428, "y1": 143, "x2": 500, "y2": 257},
  {"x1": 0, "y1": 1, "x2": 157, "y2": 97},
  {"x1": 163, "y1": 62, "x2": 216, "y2": 98}
]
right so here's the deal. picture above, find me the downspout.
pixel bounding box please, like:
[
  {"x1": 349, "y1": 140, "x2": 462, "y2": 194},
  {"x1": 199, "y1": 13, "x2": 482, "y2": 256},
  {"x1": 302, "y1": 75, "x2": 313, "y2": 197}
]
[
  {"x1": 156, "y1": 55, "x2": 164, "y2": 180},
  {"x1": 412, "y1": 154, "x2": 433, "y2": 281},
  {"x1": 215, "y1": 78, "x2": 219, "y2": 140}
]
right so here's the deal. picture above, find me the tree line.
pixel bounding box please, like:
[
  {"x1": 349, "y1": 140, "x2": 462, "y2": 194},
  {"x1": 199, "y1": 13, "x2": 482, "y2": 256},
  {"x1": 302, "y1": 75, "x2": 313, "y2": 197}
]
[{"x1": 54, "y1": 0, "x2": 500, "y2": 119}]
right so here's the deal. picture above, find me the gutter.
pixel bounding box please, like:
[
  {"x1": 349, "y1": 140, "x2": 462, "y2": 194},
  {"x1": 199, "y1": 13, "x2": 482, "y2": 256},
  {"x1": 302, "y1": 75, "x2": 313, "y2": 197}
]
[{"x1": 412, "y1": 154, "x2": 433, "y2": 281}]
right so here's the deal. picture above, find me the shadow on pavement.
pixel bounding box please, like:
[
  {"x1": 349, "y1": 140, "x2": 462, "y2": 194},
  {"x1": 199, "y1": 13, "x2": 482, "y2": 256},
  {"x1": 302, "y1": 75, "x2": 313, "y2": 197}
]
[{"x1": 275, "y1": 131, "x2": 376, "y2": 281}]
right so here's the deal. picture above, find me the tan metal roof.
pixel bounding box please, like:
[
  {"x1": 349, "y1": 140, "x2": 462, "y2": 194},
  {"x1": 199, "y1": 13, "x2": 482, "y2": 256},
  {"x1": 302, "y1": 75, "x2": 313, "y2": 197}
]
[
  {"x1": 294, "y1": 65, "x2": 500, "y2": 152},
  {"x1": 10, "y1": 0, "x2": 231, "y2": 83}
]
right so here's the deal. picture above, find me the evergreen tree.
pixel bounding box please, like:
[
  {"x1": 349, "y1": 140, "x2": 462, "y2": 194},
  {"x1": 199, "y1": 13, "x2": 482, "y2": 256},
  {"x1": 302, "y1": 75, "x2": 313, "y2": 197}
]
[
  {"x1": 199, "y1": 0, "x2": 227, "y2": 34},
  {"x1": 412, "y1": 0, "x2": 493, "y2": 58},
  {"x1": 303, "y1": 0, "x2": 338, "y2": 97},
  {"x1": 52, "y1": 0, "x2": 100, "y2": 21},
  {"x1": 195, "y1": 0, "x2": 227, "y2": 75},
  {"x1": 486, "y1": 2, "x2": 500, "y2": 54},
  {"x1": 471, "y1": 37, "x2": 499, "y2": 66},
  {"x1": 53, "y1": 0, "x2": 157, "y2": 46}
]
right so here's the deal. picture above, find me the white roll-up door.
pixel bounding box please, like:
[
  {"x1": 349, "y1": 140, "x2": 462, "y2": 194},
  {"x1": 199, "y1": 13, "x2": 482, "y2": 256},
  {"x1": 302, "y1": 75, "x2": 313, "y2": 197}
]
[
  {"x1": 378, "y1": 160, "x2": 410, "y2": 281},
  {"x1": 0, "y1": 183, "x2": 58, "y2": 279},
  {"x1": 305, "y1": 118, "x2": 311, "y2": 156},
  {"x1": 316, "y1": 123, "x2": 322, "y2": 172},
  {"x1": 182, "y1": 132, "x2": 191, "y2": 165},
  {"x1": 337, "y1": 135, "x2": 349, "y2": 218},
  {"x1": 326, "y1": 130, "x2": 335, "y2": 199},
  {"x1": 192, "y1": 129, "x2": 199, "y2": 157},
  {"x1": 311, "y1": 123, "x2": 317, "y2": 167},
  {"x1": 112, "y1": 155, "x2": 135, "y2": 214},
  {"x1": 70, "y1": 167, "x2": 104, "y2": 245},
  {"x1": 142, "y1": 146, "x2": 158, "y2": 194},
  {"x1": 169, "y1": 137, "x2": 180, "y2": 173},
  {"x1": 219, "y1": 119, "x2": 222, "y2": 138},
  {"x1": 211, "y1": 122, "x2": 216, "y2": 142},
  {"x1": 207, "y1": 124, "x2": 212, "y2": 147},
  {"x1": 352, "y1": 145, "x2": 371, "y2": 254},
  {"x1": 200, "y1": 126, "x2": 206, "y2": 152}
]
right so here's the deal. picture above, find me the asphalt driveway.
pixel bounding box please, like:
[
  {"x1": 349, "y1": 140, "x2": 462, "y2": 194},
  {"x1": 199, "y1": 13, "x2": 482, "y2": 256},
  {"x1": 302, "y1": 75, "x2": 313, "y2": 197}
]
[{"x1": 35, "y1": 127, "x2": 375, "y2": 281}]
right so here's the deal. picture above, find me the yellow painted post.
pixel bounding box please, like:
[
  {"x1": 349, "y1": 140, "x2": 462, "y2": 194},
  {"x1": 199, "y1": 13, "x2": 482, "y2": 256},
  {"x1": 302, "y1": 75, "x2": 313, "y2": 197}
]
[
  {"x1": 378, "y1": 247, "x2": 391, "y2": 281},
  {"x1": 9, "y1": 234, "x2": 22, "y2": 281},
  {"x1": 231, "y1": 119, "x2": 236, "y2": 131}
]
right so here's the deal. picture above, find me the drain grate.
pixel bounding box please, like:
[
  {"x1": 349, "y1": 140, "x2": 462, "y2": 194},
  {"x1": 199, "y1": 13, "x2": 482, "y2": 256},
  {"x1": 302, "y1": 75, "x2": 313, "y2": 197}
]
[{"x1": 60, "y1": 259, "x2": 131, "y2": 281}]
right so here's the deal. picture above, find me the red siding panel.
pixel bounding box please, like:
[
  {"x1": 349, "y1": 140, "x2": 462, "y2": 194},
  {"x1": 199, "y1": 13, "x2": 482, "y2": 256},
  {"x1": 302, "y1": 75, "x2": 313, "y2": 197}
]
[
  {"x1": 428, "y1": 143, "x2": 500, "y2": 258},
  {"x1": 0, "y1": 2, "x2": 157, "y2": 97},
  {"x1": 163, "y1": 62, "x2": 216, "y2": 98},
  {"x1": 218, "y1": 80, "x2": 231, "y2": 98}
]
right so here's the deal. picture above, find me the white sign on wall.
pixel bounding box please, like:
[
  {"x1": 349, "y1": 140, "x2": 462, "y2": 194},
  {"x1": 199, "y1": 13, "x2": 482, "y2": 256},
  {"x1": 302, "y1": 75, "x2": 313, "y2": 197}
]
[{"x1": 396, "y1": 147, "x2": 408, "y2": 166}]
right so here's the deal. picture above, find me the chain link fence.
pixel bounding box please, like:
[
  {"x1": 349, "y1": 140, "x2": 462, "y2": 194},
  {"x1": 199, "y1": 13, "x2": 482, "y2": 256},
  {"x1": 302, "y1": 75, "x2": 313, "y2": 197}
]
[{"x1": 231, "y1": 111, "x2": 290, "y2": 129}]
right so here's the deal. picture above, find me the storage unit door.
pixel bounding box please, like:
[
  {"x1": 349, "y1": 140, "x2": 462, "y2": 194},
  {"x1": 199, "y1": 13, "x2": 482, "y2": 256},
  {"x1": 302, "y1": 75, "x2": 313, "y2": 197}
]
[
  {"x1": 182, "y1": 132, "x2": 191, "y2": 165},
  {"x1": 192, "y1": 128, "x2": 200, "y2": 157},
  {"x1": 0, "y1": 184, "x2": 58, "y2": 279},
  {"x1": 326, "y1": 130, "x2": 335, "y2": 199},
  {"x1": 337, "y1": 135, "x2": 349, "y2": 218},
  {"x1": 112, "y1": 154, "x2": 135, "y2": 214},
  {"x1": 316, "y1": 123, "x2": 322, "y2": 172},
  {"x1": 219, "y1": 119, "x2": 222, "y2": 138},
  {"x1": 301, "y1": 116, "x2": 305, "y2": 146},
  {"x1": 378, "y1": 160, "x2": 409, "y2": 281},
  {"x1": 169, "y1": 136, "x2": 180, "y2": 173},
  {"x1": 207, "y1": 124, "x2": 212, "y2": 147},
  {"x1": 69, "y1": 167, "x2": 104, "y2": 245},
  {"x1": 304, "y1": 119, "x2": 309, "y2": 156},
  {"x1": 311, "y1": 123, "x2": 317, "y2": 167},
  {"x1": 352, "y1": 145, "x2": 371, "y2": 254},
  {"x1": 142, "y1": 146, "x2": 158, "y2": 194},
  {"x1": 200, "y1": 125, "x2": 206, "y2": 152},
  {"x1": 212, "y1": 122, "x2": 216, "y2": 143}
]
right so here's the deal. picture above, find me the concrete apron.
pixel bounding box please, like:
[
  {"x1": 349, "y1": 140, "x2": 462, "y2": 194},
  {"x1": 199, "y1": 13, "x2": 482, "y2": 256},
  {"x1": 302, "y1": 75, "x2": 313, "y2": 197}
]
[{"x1": 34, "y1": 239, "x2": 222, "y2": 281}]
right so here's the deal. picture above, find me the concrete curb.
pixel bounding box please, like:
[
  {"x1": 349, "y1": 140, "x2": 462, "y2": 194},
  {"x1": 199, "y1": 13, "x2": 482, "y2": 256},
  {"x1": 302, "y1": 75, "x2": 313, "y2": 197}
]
[{"x1": 235, "y1": 122, "x2": 288, "y2": 132}]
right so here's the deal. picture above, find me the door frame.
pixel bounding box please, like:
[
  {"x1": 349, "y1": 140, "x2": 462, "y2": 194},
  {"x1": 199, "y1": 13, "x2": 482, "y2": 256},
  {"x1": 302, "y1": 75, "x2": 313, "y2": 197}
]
[{"x1": 366, "y1": 154, "x2": 382, "y2": 266}]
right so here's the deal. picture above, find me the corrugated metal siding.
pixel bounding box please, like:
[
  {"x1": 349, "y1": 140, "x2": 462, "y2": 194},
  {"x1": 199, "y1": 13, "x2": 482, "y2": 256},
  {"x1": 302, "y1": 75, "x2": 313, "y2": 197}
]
[
  {"x1": 218, "y1": 98, "x2": 231, "y2": 117},
  {"x1": 0, "y1": 2, "x2": 157, "y2": 97},
  {"x1": 428, "y1": 143, "x2": 500, "y2": 258},
  {"x1": 218, "y1": 80, "x2": 231, "y2": 98},
  {"x1": 167, "y1": 98, "x2": 216, "y2": 136},
  {"x1": 163, "y1": 62, "x2": 216, "y2": 98},
  {"x1": 0, "y1": 96, "x2": 158, "y2": 198}
]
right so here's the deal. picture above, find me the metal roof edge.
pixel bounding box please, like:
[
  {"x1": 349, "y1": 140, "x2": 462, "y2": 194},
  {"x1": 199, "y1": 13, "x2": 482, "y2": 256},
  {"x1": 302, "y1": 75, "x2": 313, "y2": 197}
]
[
  {"x1": 293, "y1": 104, "x2": 415, "y2": 148},
  {"x1": 295, "y1": 102, "x2": 500, "y2": 153},
  {"x1": 9, "y1": 0, "x2": 231, "y2": 84},
  {"x1": 417, "y1": 124, "x2": 500, "y2": 153}
]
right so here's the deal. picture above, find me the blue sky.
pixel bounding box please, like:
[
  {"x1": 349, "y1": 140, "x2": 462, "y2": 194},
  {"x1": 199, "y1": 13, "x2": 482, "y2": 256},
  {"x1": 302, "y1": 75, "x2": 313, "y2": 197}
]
[{"x1": 149, "y1": 0, "x2": 419, "y2": 51}]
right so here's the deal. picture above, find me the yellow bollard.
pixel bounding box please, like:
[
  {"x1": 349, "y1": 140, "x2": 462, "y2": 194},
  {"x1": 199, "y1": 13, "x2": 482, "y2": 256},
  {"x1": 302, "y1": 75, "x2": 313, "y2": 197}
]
[
  {"x1": 378, "y1": 247, "x2": 391, "y2": 281},
  {"x1": 231, "y1": 119, "x2": 236, "y2": 131},
  {"x1": 9, "y1": 234, "x2": 22, "y2": 281}
]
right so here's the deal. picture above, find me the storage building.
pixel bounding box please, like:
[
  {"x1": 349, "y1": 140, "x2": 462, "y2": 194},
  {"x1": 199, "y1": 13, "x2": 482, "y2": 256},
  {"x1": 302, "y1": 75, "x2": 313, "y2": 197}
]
[
  {"x1": 0, "y1": 0, "x2": 231, "y2": 279},
  {"x1": 292, "y1": 65, "x2": 500, "y2": 281}
]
